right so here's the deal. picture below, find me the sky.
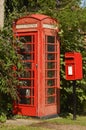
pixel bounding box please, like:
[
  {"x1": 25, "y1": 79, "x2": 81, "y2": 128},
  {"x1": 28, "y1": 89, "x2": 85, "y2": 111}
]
[{"x1": 81, "y1": 0, "x2": 86, "y2": 7}]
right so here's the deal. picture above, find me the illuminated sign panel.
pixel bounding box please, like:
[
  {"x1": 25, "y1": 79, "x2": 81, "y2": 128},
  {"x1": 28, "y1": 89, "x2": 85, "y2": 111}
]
[
  {"x1": 16, "y1": 24, "x2": 37, "y2": 29},
  {"x1": 43, "y1": 24, "x2": 58, "y2": 29}
]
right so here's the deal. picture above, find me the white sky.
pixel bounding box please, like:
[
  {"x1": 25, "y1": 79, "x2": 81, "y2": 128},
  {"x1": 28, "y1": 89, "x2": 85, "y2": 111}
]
[{"x1": 81, "y1": 0, "x2": 86, "y2": 7}]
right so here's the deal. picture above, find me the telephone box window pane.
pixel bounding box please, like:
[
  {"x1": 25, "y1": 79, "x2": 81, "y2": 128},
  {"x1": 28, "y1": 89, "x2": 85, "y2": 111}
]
[
  {"x1": 19, "y1": 44, "x2": 34, "y2": 53},
  {"x1": 47, "y1": 88, "x2": 55, "y2": 95},
  {"x1": 20, "y1": 71, "x2": 34, "y2": 78},
  {"x1": 19, "y1": 80, "x2": 34, "y2": 86},
  {"x1": 47, "y1": 71, "x2": 55, "y2": 78},
  {"x1": 47, "y1": 96, "x2": 55, "y2": 104},
  {"x1": 19, "y1": 88, "x2": 31, "y2": 96},
  {"x1": 47, "y1": 79, "x2": 55, "y2": 86},
  {"x1": 20, "y1": 36, "x2": 32, "y2": 43},
  {"x1": 47, "y1": 45, "x2": 55, "y2": 52},
  {"x1": 23, "y1": 62, "x2": 32, "y2": 69},
  {"x1": 20, "y1": 71, "x2": 29, "y2": 78},
  {"x1": 47, "y1": 62, "x2": 55, "y2": 69},
  {"x1": 19, "y1": 97, "x2": 34, "y2": 105},
  {"x1": 20, "y1": 48, "x2": 25, "y2": 53},
  {"x1": 47, "y1": 54, "x2": 55, "y2": 60},
  {"x1": 47, "y1": 36, "x2": 55, "y2": 43},
  {"x1": 27, "y1": 44, "x2": 34, "y2": 52},
  {"x1": 21, "y1": 54, "x2": 34, "y2": 60}
]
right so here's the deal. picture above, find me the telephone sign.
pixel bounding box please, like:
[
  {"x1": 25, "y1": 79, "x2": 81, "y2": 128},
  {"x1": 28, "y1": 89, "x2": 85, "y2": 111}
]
[{"x1": 65, "y1": 52, "x2": 83, "y2": 80}]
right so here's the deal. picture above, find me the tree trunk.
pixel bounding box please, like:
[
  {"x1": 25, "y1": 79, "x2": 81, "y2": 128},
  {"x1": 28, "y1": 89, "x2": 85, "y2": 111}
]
[{"x1": 0, "y1": 0, "x2": 4, "y2": 29}]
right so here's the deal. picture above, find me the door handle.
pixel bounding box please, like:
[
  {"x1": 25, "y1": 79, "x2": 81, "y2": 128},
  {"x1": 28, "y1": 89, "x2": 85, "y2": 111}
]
[{"x1": 36, "y1": 64, "x2": 38, "y2": 68}]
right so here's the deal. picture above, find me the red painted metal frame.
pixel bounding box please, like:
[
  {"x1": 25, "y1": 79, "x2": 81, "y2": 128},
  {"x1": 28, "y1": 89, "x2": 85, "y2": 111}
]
[
  {"x1": 13, "y1": 14, "x2": 60, "y2": 117},
  {"x1": 13, "y1": 32, "x2": 38, "y2": 116}
]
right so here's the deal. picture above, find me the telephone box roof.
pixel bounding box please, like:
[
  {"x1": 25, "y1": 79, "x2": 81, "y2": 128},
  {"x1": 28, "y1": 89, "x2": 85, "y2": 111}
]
[
  {"x1": 28, "y1": 14, "x2": 53, "y2": 20},
  {"x1": 16, "y1": 14, "x2": 57, "y2": 22}
]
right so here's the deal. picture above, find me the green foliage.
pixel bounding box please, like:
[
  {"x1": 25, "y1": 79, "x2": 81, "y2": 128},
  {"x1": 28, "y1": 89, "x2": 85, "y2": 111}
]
[
  {"x1": 0, "y1": 113, "x2": 7, "y2": 123},
  {"x1": 0, "y1": 93, "x2": 13, "y2": 118},
  {"x1": 57, "y1": 6, "x2": 86, "y2": 114},
  {"x1": 0, "y1": 28, "x2": 23, "y2": 117},
  {"x1": 0, "y1": 28, "x2": 22, "y2": 99}
]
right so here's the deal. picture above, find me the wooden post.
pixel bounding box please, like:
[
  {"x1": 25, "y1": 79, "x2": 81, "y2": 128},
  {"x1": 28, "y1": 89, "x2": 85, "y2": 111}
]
[{"x1": 73, "y1": 80, "x2": 76, "y2": 120}]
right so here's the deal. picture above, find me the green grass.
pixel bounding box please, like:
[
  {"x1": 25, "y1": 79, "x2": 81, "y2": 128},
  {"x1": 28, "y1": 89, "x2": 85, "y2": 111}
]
[
  {"x1": 0, "y1": 125, "x2": 50, "y2": 130},
  {"x1": 47, "y1": 115, "x2": 86, "y2": 126},
  {"x1": 0, "y1": 115, "x2": 86, "y2": 130}
]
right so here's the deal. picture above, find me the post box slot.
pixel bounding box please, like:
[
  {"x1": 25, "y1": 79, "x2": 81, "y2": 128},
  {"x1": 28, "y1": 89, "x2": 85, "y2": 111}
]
[{"x1": 65, "y1": 58, "x2": 74, "y2": 60}]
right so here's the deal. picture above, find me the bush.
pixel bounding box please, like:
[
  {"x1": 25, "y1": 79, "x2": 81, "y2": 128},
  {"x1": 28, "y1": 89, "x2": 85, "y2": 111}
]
[{"x1": 0, "y1": 113, "x2": 7, "y2": 123}]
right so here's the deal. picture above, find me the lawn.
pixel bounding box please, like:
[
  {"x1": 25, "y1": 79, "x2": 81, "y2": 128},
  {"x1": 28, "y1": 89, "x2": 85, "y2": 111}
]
[
  {"x1": 47, "y1": 115, "x2": 86, "y2": 126},
  {"x1": 0, "y1": 125, "x2": 50, "y2": 130},
  {"x1": 0, "y1": 115, "x2": 86, "y2": 130}
]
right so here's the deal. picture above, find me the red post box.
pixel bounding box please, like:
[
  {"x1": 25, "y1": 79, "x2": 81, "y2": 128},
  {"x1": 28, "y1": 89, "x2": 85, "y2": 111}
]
[
  {"x1": 65, "y1": 52, "x2": 83, "y2": 80},
  {"x1": 13, "y1": 14, "x2": 60, "y2": 118}
]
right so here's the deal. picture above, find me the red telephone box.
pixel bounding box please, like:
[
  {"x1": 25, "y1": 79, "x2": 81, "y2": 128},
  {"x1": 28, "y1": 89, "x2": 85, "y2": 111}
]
[
  {"x1": 65, "y1": 52, "x2": 83, "y2": 80},
  {"x1": 13, "y1": 14, "x2": 60, "y2": 117}
]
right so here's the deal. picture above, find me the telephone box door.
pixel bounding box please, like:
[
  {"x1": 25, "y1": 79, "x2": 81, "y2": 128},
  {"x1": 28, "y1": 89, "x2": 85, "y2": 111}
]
[{"x1": 15, "y1": 32, "x2": 38, "y2": 116}]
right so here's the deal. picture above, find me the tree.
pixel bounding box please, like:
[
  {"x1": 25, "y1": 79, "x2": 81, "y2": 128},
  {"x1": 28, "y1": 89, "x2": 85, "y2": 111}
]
[
  {"x1": 56, "y1": 1, "x2": 86, "y2": 114},
  {"x1": 0, "y1": 27, "x2": 23, "y2": 117}
]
